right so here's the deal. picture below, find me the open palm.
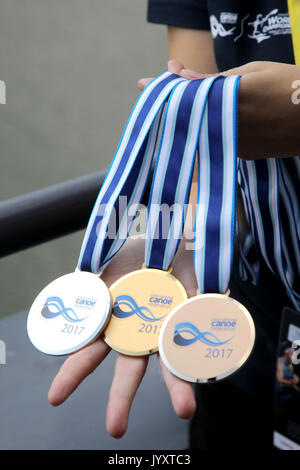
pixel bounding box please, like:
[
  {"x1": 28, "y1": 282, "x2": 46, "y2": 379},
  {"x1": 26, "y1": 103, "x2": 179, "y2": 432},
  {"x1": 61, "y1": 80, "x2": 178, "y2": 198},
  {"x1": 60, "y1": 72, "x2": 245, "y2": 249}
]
[{"x1": 48, "y1": 234, "x2": 198, "y2": 438}]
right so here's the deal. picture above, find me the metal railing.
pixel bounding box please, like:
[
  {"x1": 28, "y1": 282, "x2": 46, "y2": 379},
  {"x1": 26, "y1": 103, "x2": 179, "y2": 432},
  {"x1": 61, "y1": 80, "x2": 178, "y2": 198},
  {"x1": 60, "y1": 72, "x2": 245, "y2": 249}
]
[{"x1": 0, "y1": 169, "x2": 152, "y2": 257}]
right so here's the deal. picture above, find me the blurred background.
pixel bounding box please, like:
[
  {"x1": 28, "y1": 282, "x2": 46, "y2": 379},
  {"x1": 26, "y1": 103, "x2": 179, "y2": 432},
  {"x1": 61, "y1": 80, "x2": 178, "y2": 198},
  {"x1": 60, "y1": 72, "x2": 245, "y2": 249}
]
[
  {"x1": 0, "y1": 0, "x2": 190, "y2": 450},
  {"x1": 0, "y1": 0, "x2": 167, "y2": 319}
]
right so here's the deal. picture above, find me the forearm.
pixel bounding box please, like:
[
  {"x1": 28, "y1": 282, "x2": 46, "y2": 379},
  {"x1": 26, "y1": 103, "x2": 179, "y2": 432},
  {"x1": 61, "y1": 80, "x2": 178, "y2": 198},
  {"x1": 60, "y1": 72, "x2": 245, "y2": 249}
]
[
  {"x1": 178, "y1": 59, "x2": 300, "y2": 160},
  {"x1": 168, "y1": 26, "x2": 218, "y2": 74},
  {"x1": 161, "y1": 32, "x2": 300, "y2": 165},
  {"x1": 238, "y1": 64, "x2": 300, "y2": 159}
]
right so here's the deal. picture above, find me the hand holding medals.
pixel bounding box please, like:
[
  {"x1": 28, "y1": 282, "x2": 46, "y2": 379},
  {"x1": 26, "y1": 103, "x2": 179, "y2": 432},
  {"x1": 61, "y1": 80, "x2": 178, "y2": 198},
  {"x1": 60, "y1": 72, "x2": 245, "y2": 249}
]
[{"x1": 28, "y1": 61, "x2": 255, "y2": 436}]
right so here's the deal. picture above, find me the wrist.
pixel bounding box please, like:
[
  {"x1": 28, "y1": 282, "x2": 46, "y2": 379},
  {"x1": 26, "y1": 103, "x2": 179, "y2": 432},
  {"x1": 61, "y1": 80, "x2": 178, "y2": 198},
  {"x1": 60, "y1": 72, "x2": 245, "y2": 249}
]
[{"x1": 237, "y1": 66, "x2": 300, "y2": 159}]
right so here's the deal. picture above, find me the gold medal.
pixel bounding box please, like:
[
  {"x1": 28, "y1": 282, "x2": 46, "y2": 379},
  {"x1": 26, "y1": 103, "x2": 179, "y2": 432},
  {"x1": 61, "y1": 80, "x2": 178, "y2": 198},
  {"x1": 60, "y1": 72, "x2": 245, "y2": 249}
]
[
  {"x1": 104, "y1": 267, "x2": 187, "y2": 356},
  {"x1": 159, "y1": 292, "x2": 255, "y2": 383}
]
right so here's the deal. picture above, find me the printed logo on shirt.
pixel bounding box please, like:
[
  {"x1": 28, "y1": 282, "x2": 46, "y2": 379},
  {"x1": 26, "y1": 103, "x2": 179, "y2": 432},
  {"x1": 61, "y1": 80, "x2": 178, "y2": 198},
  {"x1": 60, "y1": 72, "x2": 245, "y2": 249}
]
[
  {"x1": 210, "y1": 9, "x2": 291, "y2": 43},
  {"x1": 246, "y1": 9, "x2": 291, "y2": 43},
  {"x1": 210, "y1": 14, "x2": 236, "y2": 39},
  {"x1": 219, "y1": 12, "x2": 238, "y2": 25}
]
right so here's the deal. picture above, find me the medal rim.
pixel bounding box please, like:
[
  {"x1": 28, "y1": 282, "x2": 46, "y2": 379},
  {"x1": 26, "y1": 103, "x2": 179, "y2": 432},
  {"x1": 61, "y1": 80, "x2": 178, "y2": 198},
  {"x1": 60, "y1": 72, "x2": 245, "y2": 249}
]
[
  {"x1": 104, "y1": 267, "x2": 188, "y2": 356},
  {"x1": 27, "y1": 271, "x2": 112, "y2": 356},
  {"x1": 158, "y1": 293, "x2": 255, "y2": 383}
]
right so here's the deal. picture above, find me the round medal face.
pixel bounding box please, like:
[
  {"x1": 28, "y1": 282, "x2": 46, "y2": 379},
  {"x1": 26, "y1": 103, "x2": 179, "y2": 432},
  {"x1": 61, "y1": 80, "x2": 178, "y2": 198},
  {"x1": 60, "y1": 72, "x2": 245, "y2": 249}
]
[
  {"x1": 27, "y1": 271, "x2": 111, "y2": 356},
  {"x1": 104, "y1": 268, "x2": 187, "y2": 356},
  {"x1": 159, "y1": 294, "x2": 255, "y2": 383}
]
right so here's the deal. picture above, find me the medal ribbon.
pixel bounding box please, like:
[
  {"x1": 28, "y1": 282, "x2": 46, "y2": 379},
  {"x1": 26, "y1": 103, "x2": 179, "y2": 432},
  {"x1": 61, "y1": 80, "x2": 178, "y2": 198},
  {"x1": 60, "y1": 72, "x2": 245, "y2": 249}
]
[
  {"x1": 77, "y1": 69, "x2": 240, "y2": 294},
  {"x1": 77, "y1": 72, "x2": 185, "y2": 274},
  {"x1": 194, "y1": 75, "x2": 241, "y2": 294},
  {"x1": 145, "y1": 77, "x2": 218, "y2": 270}
]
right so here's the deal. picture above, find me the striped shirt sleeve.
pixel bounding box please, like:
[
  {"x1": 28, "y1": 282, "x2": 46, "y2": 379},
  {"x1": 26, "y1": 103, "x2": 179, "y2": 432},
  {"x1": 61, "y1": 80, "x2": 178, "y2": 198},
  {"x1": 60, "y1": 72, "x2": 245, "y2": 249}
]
[{"x1": 147, "y1": 0, "x2": 210, "y2": 30}]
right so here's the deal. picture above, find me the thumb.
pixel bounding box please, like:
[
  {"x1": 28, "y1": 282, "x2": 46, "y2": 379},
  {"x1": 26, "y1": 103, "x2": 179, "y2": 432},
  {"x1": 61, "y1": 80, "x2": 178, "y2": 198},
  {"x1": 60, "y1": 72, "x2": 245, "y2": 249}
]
[
  {"x1": 137, "y1": 77, "x2": 154, "y2": 91},
  {"x1": 168, "y1": 59, "x2": 185, "y2": 74},
  {"x1": 137, "y1": 59, "x2": 186, "y2": 91}
]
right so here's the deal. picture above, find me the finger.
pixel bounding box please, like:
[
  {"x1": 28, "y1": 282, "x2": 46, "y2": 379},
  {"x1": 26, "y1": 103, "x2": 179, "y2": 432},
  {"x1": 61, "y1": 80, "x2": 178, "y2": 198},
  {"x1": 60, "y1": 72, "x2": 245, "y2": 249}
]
[
  {"x1": 106, "y1": 354, "x2": 148, "y2": 438},
  {"x1": 179, "y1": 67, "x2": 242, "y2": 79},
  {"x1": 168, "y1": 59, "x2": 185, "y2": 74},
  {"x1": 158, "y1": 355, "x2": 196, "y2": 419},
  {"x1": 180, "y1": 61, "x2": 265, "y2": 80},
  {"x1": 48, "y1": 338, "x2": 110, "y2": 406},
  {"x1": 138, "y1": 61, "x2": 262, "y2": 93},
  {"x1": 138, "y1": 59, "x2": 185, "y2": 91},
  {"x1": 137, "y1": 77, "x2": 154, "y2": 91},
  {"x1": 180, "y1": 68, "x2": 207, "y2": 80}
]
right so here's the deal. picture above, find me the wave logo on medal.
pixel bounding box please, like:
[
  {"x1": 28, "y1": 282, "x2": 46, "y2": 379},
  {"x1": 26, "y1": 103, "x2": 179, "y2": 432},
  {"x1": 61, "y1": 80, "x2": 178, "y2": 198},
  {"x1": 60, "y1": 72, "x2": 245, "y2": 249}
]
[
  {"x1": 112, "y1": 294, "x2": 168, "y2": 322},
  {"x1": 40, "y1": 296, "x2": 91, "y2": 323},
  {"x1": 173, "y1": 322, "x2": 234, "y2": 348}
]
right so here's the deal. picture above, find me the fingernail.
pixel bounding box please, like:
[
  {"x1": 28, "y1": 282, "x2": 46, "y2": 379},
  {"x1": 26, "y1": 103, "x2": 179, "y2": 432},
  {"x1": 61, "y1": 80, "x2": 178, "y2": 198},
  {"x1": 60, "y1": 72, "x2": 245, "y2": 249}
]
[
  {"x1": 137, "y1": 78, "x2": 147, "y2": 90},
  {"x1": 168, "y1": 58, "x2": 179, "y2": 67},
  {"x1": 181, "y1": 69, "x2": 203, "y2": 79}
]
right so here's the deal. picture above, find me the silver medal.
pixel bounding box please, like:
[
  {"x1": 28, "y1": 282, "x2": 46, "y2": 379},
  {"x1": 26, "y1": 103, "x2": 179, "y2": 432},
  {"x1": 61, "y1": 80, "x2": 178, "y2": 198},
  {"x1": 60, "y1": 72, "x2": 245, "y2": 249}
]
[{"x1": 27, "y1": 271, "x2": 111, "y2": 355}]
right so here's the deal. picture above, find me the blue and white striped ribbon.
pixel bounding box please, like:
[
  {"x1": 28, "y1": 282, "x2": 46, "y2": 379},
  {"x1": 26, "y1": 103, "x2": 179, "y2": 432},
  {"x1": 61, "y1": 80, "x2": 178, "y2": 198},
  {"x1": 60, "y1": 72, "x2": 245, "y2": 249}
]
[
  {"x1": 194, "y1": 75, "x2": 241, "y2": 294},
  {"x1": 77, "y1": 72, "x2": 185, "y2": 274},
  {"x1": 145, "y1": 77, "x2": 217, "y2": 270}
]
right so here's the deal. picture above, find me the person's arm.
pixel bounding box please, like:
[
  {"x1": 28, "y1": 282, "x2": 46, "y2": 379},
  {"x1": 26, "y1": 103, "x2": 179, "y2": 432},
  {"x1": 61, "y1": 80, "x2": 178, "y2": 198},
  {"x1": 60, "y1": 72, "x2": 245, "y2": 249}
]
[
  {"x1": 138, "y1": 27, "x2": 217, "y2": 88},
  {"x1": 175, "y1": 61, "x2": 300, "y2": 160},
  {"x1": 140, "y1": 37, "x2": 300, "y2": 160}
]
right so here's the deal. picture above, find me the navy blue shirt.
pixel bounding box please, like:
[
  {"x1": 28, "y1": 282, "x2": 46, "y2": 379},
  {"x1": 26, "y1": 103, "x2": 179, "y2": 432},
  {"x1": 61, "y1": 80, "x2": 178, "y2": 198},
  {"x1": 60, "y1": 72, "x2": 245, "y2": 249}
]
[{"x1": 148, "y1": 0, "x2": 295, "y2": 70}]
